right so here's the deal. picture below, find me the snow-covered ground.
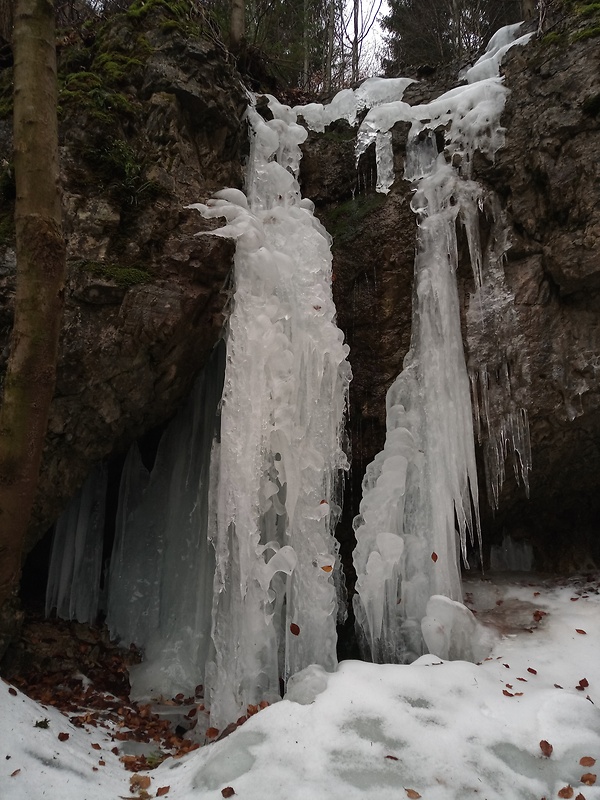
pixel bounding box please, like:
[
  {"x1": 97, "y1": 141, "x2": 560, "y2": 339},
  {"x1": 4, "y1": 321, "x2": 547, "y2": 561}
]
[{"x1": 2, "y1": 573, "x2": 599, "y2": 800}]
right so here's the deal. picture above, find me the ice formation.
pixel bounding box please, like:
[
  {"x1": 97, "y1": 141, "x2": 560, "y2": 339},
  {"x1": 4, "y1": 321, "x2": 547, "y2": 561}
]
[
  {"x1": 46, "y1": 464, "x2": 107, "y2": 624},
  {"x1": 189, "y1": 98, "x2": 351, "y2": 728},
  {"x1": 349, "y1": 24, "x2": 533, "y2": 662}
]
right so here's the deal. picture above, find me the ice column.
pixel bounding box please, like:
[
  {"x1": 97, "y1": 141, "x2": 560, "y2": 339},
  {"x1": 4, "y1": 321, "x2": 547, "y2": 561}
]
[
  {"x1": 46, "y1": 464, "x2": 107, "y2": 624},
  {"x1": 352, "y1": 25, "x2": 533, "y2": 663},
  {"x1": 106, "y1": 343, "x2": 225, "y2": 701},
  {"x1": 191, "y1": 97, "x2": 351, "y2": 728}
]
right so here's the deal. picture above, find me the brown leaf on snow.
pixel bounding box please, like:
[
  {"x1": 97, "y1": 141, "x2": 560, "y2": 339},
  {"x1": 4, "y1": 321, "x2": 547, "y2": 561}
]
[
  {"x1": 431, "y1": 552, "x2": 438, "y2": 562},
  {"x1": 10, "y1": 769, "x2": 21, "y2": 777},
  {"x1": 321, "y1": 565, "x2": 333, "y2": 573},
  {"x1": 290, "y1": 623, "x2": 300, "y2": 636},
  {"x1": 385, "y1": 755, "x2": 399, "y2": 761},
  {"x1": 91, "y1": 742, "x2": 101, "y2": 750},
  {"x1": 130, "y1": 775, "x2": 151, "y2": 791},
  {"x1": 527, "y1": 667, "x2": 537, "y2": 675},
  {"x1": 539, "y1": 740, "x2": 553, "y2": 757},
  {"x1": 8, "y1": 687, "x2": 17, "y2": 696},
  {"x1": 405, "y1": 790, "x2": 421, "y2": 799},
  {"x1": 58, "y1": 732, "x2": 69, "y2": 742},
  {"x1": 576, "y1": 629, "x2": 587, "y2": 635},
  {"x1": 575, "y1": 794, "x2": 586, "y2": 800},
  {"x1": 580, "y1": 757, "x2": 597, "y2": 767},
  {"x1": 156, "y1": 788, "x2": 170, "y2": 797},
  {"x1": 581, "y1": 774, "x2": 597, "y2": 786},
  {"x1": 502, "y1": 690, "x2": 514, "y2": 697},
  {"x1": 221, "y1": 788, "x2": 236, "y2": 798},
  {"x1": 558, "y1": 786, "x2": 574, "y2": 798}
]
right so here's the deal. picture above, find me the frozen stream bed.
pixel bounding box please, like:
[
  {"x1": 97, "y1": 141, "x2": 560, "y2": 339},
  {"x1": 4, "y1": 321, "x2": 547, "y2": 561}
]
[{"x1": 2, "y1": 573, "x2": 599, "y2": 800}]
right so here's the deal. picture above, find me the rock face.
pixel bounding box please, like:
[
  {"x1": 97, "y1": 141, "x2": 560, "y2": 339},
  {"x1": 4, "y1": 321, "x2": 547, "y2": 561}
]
[
  {"x1": 1, "y1": 4, "x2": 598, "y2": 579},
  {"x1": 0, "y1": 6, "x2": 247, "y2": 545},
  {"x1": 301, "y1": 15, "x2": 600, "y2": 574}
]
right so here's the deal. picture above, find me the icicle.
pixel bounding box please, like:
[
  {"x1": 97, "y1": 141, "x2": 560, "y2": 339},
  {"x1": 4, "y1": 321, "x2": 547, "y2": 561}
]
[
  {"x1": 46, "y1": 464, "x2": 107, "y2": 624},
  {"x1": 106, "y1": 343, "x2": 225, "y2": 700},
  {"x1": 191, "y1": 97, "x2": 351, "y2": 728},
  {"x1": 351, "y1": 23, "x2": 532, "y2": 663}
]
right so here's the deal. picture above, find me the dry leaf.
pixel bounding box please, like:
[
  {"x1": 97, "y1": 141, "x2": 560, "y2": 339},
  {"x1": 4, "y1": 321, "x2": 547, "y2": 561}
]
[
  {"x1": 321, "y1": 565, "x2": 333, "y2": 573},
  {"x1": 575, "y1": 794, "x2": 586, "y2": 800},
  {"x1": 431, "y1": 552, "x2": 438, "y2": 562},
  {"x1": 502, "y1": 690, "x2": 514, "y2": 697},
  {"x1": 581, "y1": 774, "x2": 597, "y2": 786},
  {"x1": 290, "y1": 623, "x2": 300, "y2": 636},
  {"x1": 558, "y1": 786, "x2": 574, "y2": 798},
  {"x1": 156, "y1": 788, "x2": 170, "y2": 797},
  {"x1": 206, "y1": 727, "x2": 219, "y2": 739},
  {"x1": 527, "y1": 668, "x2": 537, "y2": 675},
  {"x1": 8, "y1": 687, "x2": 17, "y2": 696},
  {"x1": 580, "y1": 757, "x2": 596, "y2": 767},
  {"x1": 10, "y1": 769, "x2": 21, "y2": 777},
  {"x1": 221, "y1": 788, "x2": 236, "y2": 798},
  {"x1": 405, "y1": 790, "x2": 421, "y2": 799},
  {"x1": 131, "y1": 775, "x2": 151, "y2": 791},
  {"x1": 539, "y1": 740, "x2": 553, "y2": 757},
  {"x1": 385, "y1": 755, "x2": 399, "y2": 761},
  {"x1": 91, "y1": 742, "x2": 101, "y2": 750},
  {"x1": 576, "y1": 629, "x2": 587, "y2": 635},
  {"x1": 58, "y1": 732, "x2": 69, "y2": 742}
]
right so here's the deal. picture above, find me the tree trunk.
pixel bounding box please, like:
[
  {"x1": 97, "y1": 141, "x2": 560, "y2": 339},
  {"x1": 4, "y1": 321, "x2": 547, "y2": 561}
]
[
  {"x1": 230, "y1": 0, "x2": 245, "y2": 54},
  {"x1": 324, "y1": 0, "x2": 335, "y2": 93},
  {"x1": 352, "y1": 0, "x2": 359, "y2": 83},
  {"x1": 0, "y1": 0, "x2": 66, "y2": 659}
]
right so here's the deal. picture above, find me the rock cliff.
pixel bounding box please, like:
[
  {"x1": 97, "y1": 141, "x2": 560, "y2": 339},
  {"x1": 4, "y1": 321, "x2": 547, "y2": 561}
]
[{"x1": 0, "y1": 2, "x2": 598, "y2": 581}]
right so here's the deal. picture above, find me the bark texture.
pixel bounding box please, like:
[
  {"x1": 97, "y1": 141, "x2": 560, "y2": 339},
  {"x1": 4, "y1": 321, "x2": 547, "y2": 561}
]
[{"x1": 0, "y1": 0, "x2": 66, "y2": 655}]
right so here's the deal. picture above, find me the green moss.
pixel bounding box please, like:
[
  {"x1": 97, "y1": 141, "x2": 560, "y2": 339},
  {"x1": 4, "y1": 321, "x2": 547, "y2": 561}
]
[
  {"x1": 92, "y1": 52, "x2": 144, "y2": 84},
  {"x1": 323, "y1": 193, "x2": 387, "y2": 246},
  {"x1": 575, "y1": 2, "x2": 600, "y2": 15},
  {"x1": 78, "y1": 260, "x2": 152, "y2": 287},
  {"x1": 541, "y1": 31, "x2": 567, "y2": 46},
  {"x1": 571, "y1": 24, "x2": 600, "y2": 40}
]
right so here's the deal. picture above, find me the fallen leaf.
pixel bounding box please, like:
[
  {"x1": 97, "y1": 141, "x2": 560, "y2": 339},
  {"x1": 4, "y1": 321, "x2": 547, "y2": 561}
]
[
  {"x1": 576, "y1": 629, "x2": 587, "y2": 635},
  {"x1": 91, "y1": 742, "x2": 101, "y2": 750},
  {"x1": 58, "y1": 732, "x2": 69, "y2": 742},
  {"x1": 554, "y1": 684, "x2": 563, "y2": 689},
  {"x1": 580, "y1": 757, "x2": 596, "y2": 767},
  {"x1": 98, "y1": 760, "x2": 105, "y2": 766},
  {"x1": 581, "y1": 774, "x2": 597, "y2": 786},
  {"x1": 517, "y1": 678, "x2": 528, "y2": 682},
  {"x1": 502, "y1": 690, "x2": 514, "y2": 697},
  {"x1": 221, "y1": 788, "x2": 236, "y2": 798},
  {"x1": 405, "y1": 790, "x2": 421, "y2": 799},
  {"x1": 527, "y1": 667, "x2": 537, "y2": 675},
  {"x1": 385, "y1": 755, "x2": 399, "y2": 761},
  {"x1": 206, "y1": 727, "x2": 219, "y2": 739},
  {"x1": 131, "y1": 775, "x2": 152, "y2": 790},
  {"x1": 321, "y1": 565, "x2": 333, "y2": 573},
  {"x1": 558, "y1": 786, "x2": 574, "y2": 798},
  {"x1": 8, "y1": 687, "x2": 17, "y2": 696},
  {"x1": 578, "y1": 679, "x2": 590, "y2": 689},
  {"x1": 575, "y1": 793, "x2": 586, "y2": 800},
  {"x1": 503, "y1": 663, "x2": 510, "y2": 669},
  {"x1": 290, "y1": 623, "x2": 300, "y2": 636},
  {"x1": 10, "y1": 769, "x2": 20, "y2": 777},
  {"x1": 157, "y1": 788, "x2": 170, "y2": 797},
  {"x1": 539, "y1": 740, "x2": 553, "y2": 757},
  {"x1": 431, "y1": 552, "x2": 438, "y2": 562}
]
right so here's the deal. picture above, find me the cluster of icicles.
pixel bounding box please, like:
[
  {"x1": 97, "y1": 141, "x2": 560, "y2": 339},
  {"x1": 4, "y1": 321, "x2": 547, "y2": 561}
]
[{"x1": 46, "y1": 24, "x2": 533, "y2": 728}]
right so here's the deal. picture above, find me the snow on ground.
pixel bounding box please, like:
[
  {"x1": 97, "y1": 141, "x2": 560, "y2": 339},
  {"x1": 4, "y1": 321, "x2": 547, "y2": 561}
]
[{"x1": 2, "y1": 574, "x2": 600, "y2": 800}]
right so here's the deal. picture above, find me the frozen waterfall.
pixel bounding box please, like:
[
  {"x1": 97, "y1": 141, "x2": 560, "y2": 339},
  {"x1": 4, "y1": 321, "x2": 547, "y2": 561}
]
[
  {"x1": 349, "y1": 24, "x2": 533, "y2": 663},
  {"x1": 45, "y1": 22, "x2": 535, "y2": 727}
]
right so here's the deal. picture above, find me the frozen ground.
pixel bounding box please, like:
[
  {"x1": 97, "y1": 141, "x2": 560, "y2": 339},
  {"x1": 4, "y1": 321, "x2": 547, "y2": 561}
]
[{"x1": 2, "y1": 573, "x2": 599, "y2": 800}]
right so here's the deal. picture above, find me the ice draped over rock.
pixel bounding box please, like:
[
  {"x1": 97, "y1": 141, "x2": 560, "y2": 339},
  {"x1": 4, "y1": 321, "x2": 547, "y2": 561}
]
[
  {"x1": 46, "y1": 23, "x2": 535, "y2": 725},
  {"x1": 349, "y1": 24, "x2": 533, "y2": 663}
]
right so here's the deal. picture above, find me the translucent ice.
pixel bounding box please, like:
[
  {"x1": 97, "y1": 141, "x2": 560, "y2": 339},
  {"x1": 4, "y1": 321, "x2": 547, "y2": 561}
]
[
  {"x1": 352, "y1": 23, "x2": 532, "y2": 663},
  {"x1": 45, "y1": 464, "x2": 107, "y2": 624}
]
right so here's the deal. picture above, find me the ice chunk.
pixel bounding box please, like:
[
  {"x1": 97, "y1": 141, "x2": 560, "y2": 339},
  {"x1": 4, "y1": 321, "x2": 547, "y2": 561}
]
[
  {"x1": 285, "y1": 664, "x2": 329, "y2": 705},
  {"x1": 421, "y1": 595, "x2": 496, "y2": 662}
]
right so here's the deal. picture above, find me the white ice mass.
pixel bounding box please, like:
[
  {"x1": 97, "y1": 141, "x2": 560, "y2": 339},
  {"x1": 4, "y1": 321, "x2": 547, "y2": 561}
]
[{"x1": 45, "y1": 24, "x2": 535, "y2": 729}]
